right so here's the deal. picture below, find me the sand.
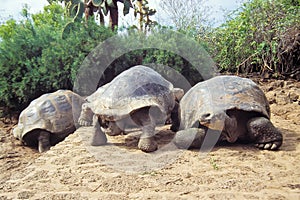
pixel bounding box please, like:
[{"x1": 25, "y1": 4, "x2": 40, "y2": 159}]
[{"x1": 0, "y1": 79, "x2": 299, "y2": 200}]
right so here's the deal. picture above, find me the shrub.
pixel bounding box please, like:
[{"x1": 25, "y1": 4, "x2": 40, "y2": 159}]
[
  {"x1": 209, "y1": 0, "x2": 299, "y2": 78},
  {"x1": 0, "y1": 3, "x2": 114, "y2": 111}
]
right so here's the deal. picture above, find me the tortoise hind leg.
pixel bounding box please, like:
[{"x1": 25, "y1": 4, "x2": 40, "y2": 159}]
[
  {"x1": 106, "y1": 121, "x2": 124, "y2": 136},
  {"x1": 38, "y1": 131, "x2": 51, "y2": 153},
  {"x1": 247, "y1": 117, "x2": 283, "y2": 150}
]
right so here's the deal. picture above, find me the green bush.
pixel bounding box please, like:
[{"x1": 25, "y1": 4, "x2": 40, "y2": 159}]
[
  {"x1": 103, "y1": 48, "x2": 204, "y2": 87},
  {"x1": 209, "y1": 0, "x2": 299, "y2": 78},
  {"x1": 0, "y1": 3, "x2": 114, "y2": 110},
  {"x1": 92, "y1": 27, "x2": 211, "y2": 90}
]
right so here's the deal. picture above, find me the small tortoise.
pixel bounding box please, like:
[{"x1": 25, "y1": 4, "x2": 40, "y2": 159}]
[
  {"x1": 13, "y1": 90, "x2": 84, "y2": 153},
  {"x1": 78, "y1": 65, "x2": 183, "y2": 152},
  {"x1": 174, "y1": 75, "x2": 283, "y2": 150}
]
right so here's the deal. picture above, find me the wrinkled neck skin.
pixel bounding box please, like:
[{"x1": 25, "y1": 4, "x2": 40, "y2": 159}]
[{"x1": 223, "y1": 113, "x2": 239, "y2": 143}]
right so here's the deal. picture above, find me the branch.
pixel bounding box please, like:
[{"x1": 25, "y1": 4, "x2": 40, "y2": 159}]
[{"x1": 236, "y1": 52, "x2": 258, "y2": 70}]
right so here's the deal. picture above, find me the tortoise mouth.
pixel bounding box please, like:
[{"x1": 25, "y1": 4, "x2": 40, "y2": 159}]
[
  {"x1": 199, "y1": 119, "x2": 211, "y2": 127},
  {"x1": 199, "y1": 113, "x2": 212, "y2": 125},
  {"x1": 199, "y1": 118, "x2": 225, "y2": 131}
]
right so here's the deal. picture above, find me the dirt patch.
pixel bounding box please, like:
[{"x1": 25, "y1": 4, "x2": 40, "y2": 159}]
[{"x1": 0, "y1": 79, "x2": 299, "y2": 199}]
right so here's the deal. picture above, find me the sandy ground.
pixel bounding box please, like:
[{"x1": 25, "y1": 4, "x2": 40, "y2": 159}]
[{"x1": 0, "y1": 79, "x2": 299, "y2": 200}]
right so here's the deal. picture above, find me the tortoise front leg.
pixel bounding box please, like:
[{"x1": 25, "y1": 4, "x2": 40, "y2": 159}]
[
  {"x1": 173, "y1": 128, "x2": 206, "y2": 149},
  {"x1": 138, "y1": 120, "x2": 157, "y2": 152},
  {"x1": 91, "y1": 115, "x2": 107, "y2": 146},
  {"x1": 38, "y1": 131, "x2": 51, "y2": 153},
  {"x1": 247, "y1": 117, "x2": 283, "y2": 150},
  {"x1": 78, "y1": 103, "x2": 94, "y2": 126},
  {"x1": 131, "y1": 107, "x2": 158, "y2": 152}
]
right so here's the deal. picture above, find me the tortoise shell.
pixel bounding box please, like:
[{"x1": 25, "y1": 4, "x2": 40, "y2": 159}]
[
  {"x1": 179, "y1": 75, "x2": 270, "y2": 129},
  {"x1": 13, "y1": 90, "x2": 84, "y2": 141},
  {"x1": 85, "y1": 65, "x2": 176, "y2": 120}
]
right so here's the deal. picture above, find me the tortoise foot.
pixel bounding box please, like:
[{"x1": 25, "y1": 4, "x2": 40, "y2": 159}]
[
  {"x1": 254, "y1": 141, "x2": 282, "y2": 150},
  {"x1": 138, "y1": 137, "x2": 157, "y2": 152},
  {"x1": 78, "y1": 118, "x2": 92, "y2": 126},
  {"x1": 248, "y1": 117, "x2": 283, "y2": 151},
  {"x1": 174, "y1": 128, "x2": 206, "y2": 149}
]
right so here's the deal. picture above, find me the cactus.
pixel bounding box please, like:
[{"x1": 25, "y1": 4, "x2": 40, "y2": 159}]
[
  {"x1": 61, "y1": 0, "x2": 133, "y2": 37},
  {"x1": 92, "y1": 0, "x2": 103, "y2": 6},
  {"x1": 73, "y1": 2, "x2": 85, "y2": 21},
  {"x1": 65, "y1": 1, "x2": 85, "y2": 21},
  {"x1": 62, "y1": 21, "x2": 75, "y2": 39}
]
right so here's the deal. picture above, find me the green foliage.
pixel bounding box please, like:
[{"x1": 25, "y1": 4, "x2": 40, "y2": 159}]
[
  {"x1": 92, "y1": 27, "x2": 210, "y2": 91},
  {"x1": 101, "y1": 47, "x2": 202, "y2": 87},
  {"x1": 210, "y1": 157, "x2": 219, "y2": 170},
  {"x1": 210, "y1": 0, "x2": 300, "y2": 77},
  {"x1": 0, "y1": 3, "x2": 114, "y2": 110},
  {"x1": 142, "y1": 49, "x2": 203, "y2": 86}
]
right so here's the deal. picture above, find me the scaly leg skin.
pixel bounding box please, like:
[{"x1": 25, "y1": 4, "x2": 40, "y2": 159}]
[
  {"x1": 247, "y1": 117, "x2": 283, "y2": 150},
  {"x1": 138, "y1": 120, "x2": 157, "y2": 152},
  {"x1": 91, "y1": 115, "x2": 107, "y2": 146},
  {"x1": 131, "y1": 107, "x2": 157, "y2": 152},
  {"x1": 38, "y1": 131, "x2": 51, "y2": 153},
  {"x1": 173, "y1": 128, "x2": 206, "y2": 149}
]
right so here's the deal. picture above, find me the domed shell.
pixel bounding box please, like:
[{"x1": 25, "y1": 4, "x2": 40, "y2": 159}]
[
  {"x1": 13, "y1": 90, "x2": 84, "y2": 140},
  {"x1": 87, "y1": 65, "x2": 175, "y2": 120},
  {"x1": 180, "y1": 75, "x2": 270, "y2": 129}
]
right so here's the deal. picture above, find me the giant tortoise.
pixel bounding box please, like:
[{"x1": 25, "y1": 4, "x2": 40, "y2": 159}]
[
  {"x1": 174, "y1": 75, "x2": 283, "y2": 150},
  {"x1": 78, "y1": 65, "x2": 183, "y2": 152},
  {"x1": 13, "y1": 90, "x2": 84, "y2": 152}
]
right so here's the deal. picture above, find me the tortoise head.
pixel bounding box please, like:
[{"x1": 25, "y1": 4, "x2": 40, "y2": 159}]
[
  {"x1": 199, "y1": 111, "x2": 239, "y2": 143},
  {"x1": 12, "y1": 125, "x2": 23, "y2": 140},
  {"x1": 172, "y1": 88, "x2": 184, "y2": 101},
  {"x1": 199, "y1": 111, "x2": 226, "y2": 131}
]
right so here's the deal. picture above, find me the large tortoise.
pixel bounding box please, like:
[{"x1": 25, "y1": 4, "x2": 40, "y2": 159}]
[
  {"x1": 13, "y1": 90, "x2": 84, "y2": 153},
  {"x1": 174, "y1": 75, "x2": 283, "y2": 150},
  {"x1": 78, "y1": 65, "x2": 183, "y2": 152}
]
